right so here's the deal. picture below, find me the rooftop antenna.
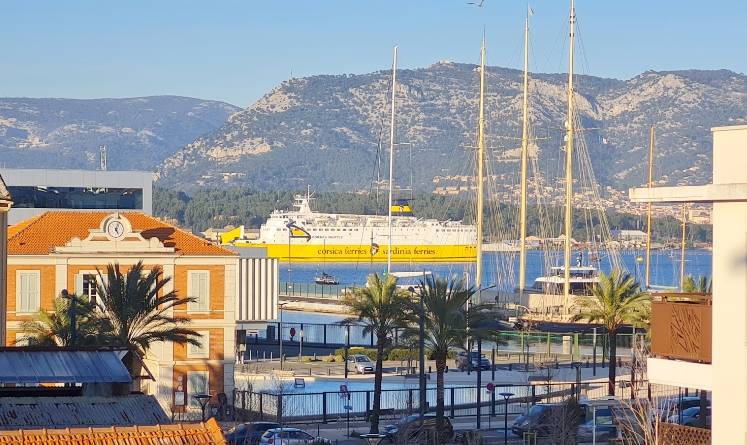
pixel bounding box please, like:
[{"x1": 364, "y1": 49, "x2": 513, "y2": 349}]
[{"x1": 99, "y1": 145, "x2": 108, "y2": 171}]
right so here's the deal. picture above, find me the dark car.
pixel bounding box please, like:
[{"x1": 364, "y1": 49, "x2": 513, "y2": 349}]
[
  {"x1": 225, "y1": 422, "x2": 281, "y2": 445},
  {"x1": 657, "y1": 396, "x2": 709, "y2": 420},
  {"x1": 383, "y1": 414, "x2": 454, "y2": 444},
  {"x1": 576, "y1": 407, "x2": 617, "y2": 442},
  {"x1": 455, "y1": 351, "x2": 491, "y2": 371},
  {"x1": 511, "y1": 403, "x2": 586, "y2": 438},
  {"x1": 669, "y1": 406, "x2": 711, "y2": 428}
]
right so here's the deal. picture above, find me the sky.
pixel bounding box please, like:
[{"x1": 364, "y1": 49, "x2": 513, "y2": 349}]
[{"x1": 0, "y1": 0, "x2": 745, "y2": 107}]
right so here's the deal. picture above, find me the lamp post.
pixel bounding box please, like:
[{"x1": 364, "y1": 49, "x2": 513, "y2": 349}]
[
  {"x1": 193, "y1": 393, "x2": 212, "y2": 422},
  {"x1": 409, "y1": 285, "x2": 427, "y2": 416},
  {"x1": 499, "y1": 392, "x2": 514, "y2": 445},
  {"x1": 60, "y1": 289, "x2": 76, "y2": 347},
  {"x1": 572, "y1": 361, "x2": 582, "y2": 400},
  {"x1": 299, "y1": 327, "x2": 304, "y2": 358},
  {"x1": 278, "y1": 301, "x2": 289, "y2": 370},
  {"x1": 344, "y1": 325, "x2": 350, "y2": 379}
]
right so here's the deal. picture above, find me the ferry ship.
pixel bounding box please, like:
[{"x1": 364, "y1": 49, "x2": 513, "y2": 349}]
[{"x1": 224, "y1": 194, "x2": 477, "y2": 262}]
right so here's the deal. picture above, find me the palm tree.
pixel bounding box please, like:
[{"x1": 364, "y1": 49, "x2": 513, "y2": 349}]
[
  {"x1": 96, "y1": 261, "x2": 201, "y2": 377},
  {"x1": 340, "y1": 273, "x2": 409, "y2": 434},
  {"x1": 405, "y1": 275, "x2": 493, "y2": 434},
  {"x1": 572, "y1": 269, "x2": 649, "y2": 395},
  {"x1": 682, "y1": 274, "x2": 712, "y2": 293},
  {"x1": 19, "y1": 293, "x2": 110, "y2": 347}
]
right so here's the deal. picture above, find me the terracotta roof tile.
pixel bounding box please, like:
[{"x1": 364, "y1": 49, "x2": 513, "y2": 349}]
[
  {"x1": 7, "y1": 211, "x2": 236, "y2": 256},
  {"x1": 0, "y1": 417, "x2": 226, "y2": 444}
]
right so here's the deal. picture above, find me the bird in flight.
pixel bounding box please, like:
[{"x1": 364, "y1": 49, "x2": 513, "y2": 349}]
[{"x1": 467, "y1": 0, "x2": 486, "y2": 7}]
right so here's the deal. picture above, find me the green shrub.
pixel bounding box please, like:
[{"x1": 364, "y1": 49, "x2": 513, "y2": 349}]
[
  {"x1": 333, "y1": 347, "x2": 377, "y2": 361},
  {"x1": 321, "y1": 354, "x2": 337, "y2": 363},
  {"x1": 387, "y1": 348, "x2": 418, "y2": 361}
]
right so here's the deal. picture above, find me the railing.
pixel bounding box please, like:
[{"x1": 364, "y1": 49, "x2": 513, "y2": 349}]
[
  {"x1": 650, "y1": 293, "x2": 712, "y2": 363},
  {"x1": 280, "y1": 282, "x2": 352, "y2": 299},
  {"x1": 232, "y1": 380, "x2": 652, "y2": 425}
]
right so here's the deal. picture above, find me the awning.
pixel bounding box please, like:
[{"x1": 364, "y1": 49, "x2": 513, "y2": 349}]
[{"x1": 0, "y1": 349, "x2": 132, "y2": 384}]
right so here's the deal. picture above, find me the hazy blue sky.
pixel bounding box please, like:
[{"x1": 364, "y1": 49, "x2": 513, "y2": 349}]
[{"x1": 1, "y1": 1, "x2": 745, "y2": 106}]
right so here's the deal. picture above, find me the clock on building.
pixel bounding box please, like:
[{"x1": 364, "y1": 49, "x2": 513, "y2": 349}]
[{"x1": 103, "y1": 215, "x2": 128, "y2": 241}]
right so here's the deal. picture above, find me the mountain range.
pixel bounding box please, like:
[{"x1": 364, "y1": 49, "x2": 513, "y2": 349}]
[
  {"x1": 2, "y1": 65, "x2": 746, "y2": 194},
  {"x1": 0, "y1": 96, "x2": 239, "y2": 171},
  {"x1": 156, "y1": 64, "x2": 747, "y2": 193}
]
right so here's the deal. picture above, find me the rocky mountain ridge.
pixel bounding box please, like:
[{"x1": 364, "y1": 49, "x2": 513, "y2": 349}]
[
  {"x1": 157, "y1": 64, "x2": 747, "y2": 193},
  {"x1": 0, "y1": 96, "x2": 240, "y2": 171}
]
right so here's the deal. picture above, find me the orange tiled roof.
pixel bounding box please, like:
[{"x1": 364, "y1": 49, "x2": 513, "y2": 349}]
[
  {"x1": 0, "y1": 418, "x2": 226, "y2": 444},
  {"x1": 7, "y1": 211, "x2": 236, "y2": 256}
]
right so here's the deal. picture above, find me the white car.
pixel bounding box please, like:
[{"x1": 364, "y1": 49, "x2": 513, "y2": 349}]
[
  {"x1": 348, "y1": 354, "x2": 375, "y2": 374},
  {"x1": 259, "y1": 428, "x2": 330, "y2": 444}
]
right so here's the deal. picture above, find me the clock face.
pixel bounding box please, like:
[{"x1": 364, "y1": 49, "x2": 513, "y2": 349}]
[{"x1": 106, "y1": 220, "x2": 126, "y2": 240}]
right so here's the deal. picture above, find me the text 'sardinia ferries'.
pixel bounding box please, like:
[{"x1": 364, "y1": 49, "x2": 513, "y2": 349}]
[{"x1": 227, "y1": 193, "x2": 477, "y2": 262}]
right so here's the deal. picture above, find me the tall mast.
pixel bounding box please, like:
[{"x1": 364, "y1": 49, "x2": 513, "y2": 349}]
[
  {"x1": 645, "y1": 126, "x2": 655, "y2": 289},
  {"x1": 387, "y1": 46, "x2": 398, "y2": 274},
  {"x1": 679, "y1": 204, "x2": 687, "y2": 290},
  {"x1": 518, "y1": 8, "x2": 530, "y2": 295},
  {"x1": 475, "y1": 37, "x2": 487, "y2": 297},
  {"x1": 563, "y1": 0, "x2": 576, "y2": 303}
]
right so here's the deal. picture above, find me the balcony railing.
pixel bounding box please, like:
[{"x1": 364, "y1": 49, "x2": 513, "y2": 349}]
[{"x1": 650, "y1": 293, "x2": 712, "y2": 364}]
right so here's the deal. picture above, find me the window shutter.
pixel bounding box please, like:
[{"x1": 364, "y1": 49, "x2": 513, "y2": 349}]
[
  {"x1": 75, "y1": 274, "x2": 84, "y2": 296},
  {"x1": 200, "y1": 273, "x2": 209, "y2": 311},
  {"x1": 29, "y1": 274, "x2": 39, "y2": 312},
  {"x1": 18, "y1": 273, "x2": 28, "y2": 313}
]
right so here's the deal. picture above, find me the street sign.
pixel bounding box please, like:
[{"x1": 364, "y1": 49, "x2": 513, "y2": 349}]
[{"x1": 486, "y1": 382, "x2": 495, "y2": 392}]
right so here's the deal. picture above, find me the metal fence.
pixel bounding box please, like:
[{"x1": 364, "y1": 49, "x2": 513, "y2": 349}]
[
  {"x1": 250, "y1": 322, "x2": 641, "y2": 361},
  {"x1": 232, "y1": 380, "x2": 659, "y2": 425},
  {"x1": 281, "y1": 282, "x2": 350, "y2": 299}
]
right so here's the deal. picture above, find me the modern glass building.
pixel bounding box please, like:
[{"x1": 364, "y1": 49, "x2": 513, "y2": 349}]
[{"x1": 0, "y1": 169, "x2": 153, "y2": 224}]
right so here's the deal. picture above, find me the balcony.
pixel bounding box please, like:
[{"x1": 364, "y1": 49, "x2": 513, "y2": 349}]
[{"x1": 650, "y1": 293, "x2": 712, "y2": 363}]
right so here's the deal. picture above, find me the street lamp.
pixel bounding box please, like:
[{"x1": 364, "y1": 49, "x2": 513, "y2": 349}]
[
  {"x1": 60, "y1": 289, "x2": 76, "y2": 347},
  {"x1": 571, "y1": 361, "x2": 582, "y2": 399},
  {"x1": 278, "y1": 301, "x2": 289, "y2": 370},
  {"x1": 409, "y1": 285, "x2": 427, "y2": 417},
  {"x1": 499, "y1": 392, "x2": 514, "y2": 445},
  {"x1": 344, "y1": 325, "x2": 350, "y2": 379},
  {"x1": 193, "y1": 393, "x2": 212, "y2": 422}
]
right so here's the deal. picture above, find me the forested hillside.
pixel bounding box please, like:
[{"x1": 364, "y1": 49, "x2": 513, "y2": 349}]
[{"x1": 154, "y1": 187, "x2": 711, "y2": 244}]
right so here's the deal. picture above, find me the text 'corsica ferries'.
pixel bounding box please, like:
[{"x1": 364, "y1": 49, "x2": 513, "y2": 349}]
[{"x1": 224, "y1": 194, "x2": 477, "y2": 262}]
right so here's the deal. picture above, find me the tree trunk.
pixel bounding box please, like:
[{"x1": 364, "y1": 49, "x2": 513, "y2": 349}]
[
  {"x1": 435, "y1": 352, "x2": 447, "y2": 433},
  {"x1": 369, "y1": 331, "x2": 386, "y2": 434},
  {"x1": 608, "y1": 330, "x2": 617, "y2": 396}
]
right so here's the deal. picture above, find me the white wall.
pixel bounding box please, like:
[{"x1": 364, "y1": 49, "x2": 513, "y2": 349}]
[{"x1": 711, "y1": 125, "x2": 747, "y2": 444}]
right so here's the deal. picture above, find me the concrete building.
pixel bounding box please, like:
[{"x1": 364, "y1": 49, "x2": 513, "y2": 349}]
[
  {"x1": 5, "y1": 211, "x2": 237, "y2": 416},
  {"x1": 0, "y1": 174, "x2": 10, "y2": 345},
  {"x1": 630, "y1": 124, "x2": 747, "y2": 443},
  {"x1": 0, "y1": 168, "x2": 153, "y2": 224}
]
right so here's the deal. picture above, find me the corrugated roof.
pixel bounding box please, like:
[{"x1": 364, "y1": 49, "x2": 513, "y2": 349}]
[
  {"x1": 0, "y1": 350, "x2": 131, "y2": 384},
  {"x1": 7, "y1": 211, "x2": 236, "y2": 256},
  {"x1": 0, "y1": 395, "x2": 169, "y2": 430},
  {"x1": 0, "y1": 416, "x2": 225, "y2": 444}
]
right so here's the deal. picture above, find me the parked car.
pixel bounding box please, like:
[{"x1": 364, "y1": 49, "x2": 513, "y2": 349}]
[
  {"x1": 657, "y1": 396, "x2": 709, "y2": 420},
  {"x1": 348, "y1": 354, "x2": 375, "y2": 374},
  {"x1": 259, "y1": 428, "x2": 330, "y2": 444},
  {"x1": 455, "y1": 351, "x2": 491, "y2": 371},
  {"x1": 383, "y1": 414, "x2": 454, "y2": 444},
  {"x1": 226, "y1": 422, "x2": 281, "y2": 445},
  {"x1": 576, "y1": 407, "x2": 617, "y2": 442},
  {"x1": 668, "y1": 406, "x2": 711, "y2": 428},
  {"x1": 511, "y1": 403, "x2": 585, "y2": 438}
]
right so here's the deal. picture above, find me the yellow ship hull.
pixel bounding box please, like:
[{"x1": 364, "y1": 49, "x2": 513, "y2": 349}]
[{"x1": 231, "y1": 242, "x2": 477, "y2": 263}]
